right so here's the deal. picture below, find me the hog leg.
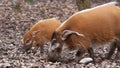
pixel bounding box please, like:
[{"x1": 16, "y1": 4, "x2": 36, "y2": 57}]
[
  {"x1": 88, "y1": 47, "x2": 95, "y2": 63},
  {"x1": 115, "y1": 39, "x2": 120, "y2": 59},
  {"x1": 106, "y1": 40, "x2": 117, "y2": 59}
]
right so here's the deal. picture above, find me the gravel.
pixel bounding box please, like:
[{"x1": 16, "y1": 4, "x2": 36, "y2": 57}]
[{"x1": 0, "y1": 0, "x2": 120, "y2": 68}]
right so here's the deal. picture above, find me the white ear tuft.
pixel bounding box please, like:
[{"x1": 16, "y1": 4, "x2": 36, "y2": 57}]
[
  {"x1": 75, "y1": 32, "x2": 84, "y2": 37},
  {"x1": 61, "y1": 30, "x2": 84, "y2": 41}
]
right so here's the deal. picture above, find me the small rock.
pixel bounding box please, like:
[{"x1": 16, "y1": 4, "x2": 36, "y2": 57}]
[
  {"x1": 46, "y1": 64, "x2": 56, "y2": 68},
  {"x1": 116, "y1": 66, "x2": 120, "y2": 68},
  {"x1": 54, "y1": 62, "x2": 60, "y2": 65},
  {"x1": 111, "y1": 63, "x2": 117, "y2": 68},
  {"x1": 29, "y1": 65, "x2": 39, "y2": 68},
  {"x1": 105, "y1": 65, "x2": 111, "y2": 68},
  {"x1": 0, "y1": 63, "x2": 11, "y2": 68},
  {"x1": 79, "y1": 58, "x2": 93, "y2": 64},
  {"x1": 86, "y1": 63, "x2": 95, "y2": 68},
  {"x1": 101, "y1": 61, "x2": 108, "y2": 68},
  {"x1": 27, "y1": 63, "x2": 39, "y2": 68},
  {"x1": 31, "y1": 47, "x2": 35, "y2": 50},
  {"x1": 75, "y1": 64, "x2": 84, "y2": 68},
  {"x1": 0, "y1": 40, "x2": 2, "y2": 43},
  {"x1": 9, "y1": 44, "x2": 14, "y2": 47},
  {"x1": 48, "y1": 62, "x2": 53, "y2": 64}
]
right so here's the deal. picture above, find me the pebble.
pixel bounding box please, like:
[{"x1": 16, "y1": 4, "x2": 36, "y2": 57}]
[
  {"x1": 79, "y1": 57, "x2": 93, "y2": 64},
  {"x1": 0, "y1": 63, "x2": 11, "y2": 68},
  {"x1": 46, "y1": 64, "x2": 56, "y2": 68},
  {"x1": 0, "y1": 40, "x2": 2, "y2": 43}
]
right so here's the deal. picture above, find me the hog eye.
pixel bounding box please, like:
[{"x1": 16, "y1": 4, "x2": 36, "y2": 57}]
[
  {"x1": 26, "y1": 39, "x2": 30, "y2": 43},
  {"x1": 26, "y1": 39, "x2": 32, "y2": 45}
]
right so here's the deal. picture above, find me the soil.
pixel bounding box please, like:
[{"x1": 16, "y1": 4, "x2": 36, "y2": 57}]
[{"x1": 0, "y1": 0, "x2": 119, "y2": 68}]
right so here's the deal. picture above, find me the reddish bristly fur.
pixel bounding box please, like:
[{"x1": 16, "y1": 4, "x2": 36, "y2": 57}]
[
  {"x1": 23, "y1": 18, "x2": 61, "y2": 52},
  {"x1": 49, "y1": 2, "x2": 120, "y2": 63}
]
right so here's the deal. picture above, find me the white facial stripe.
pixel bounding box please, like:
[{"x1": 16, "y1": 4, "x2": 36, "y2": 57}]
[
  {"x1": 32, "y1": 41, "x2": 36, "y2": 46},
  {"x1": 26, "y1": 40, "x2": 32, "y2": 45},
  {"x1": 50, "y1": 43, "x2": 60, "y2": 51}
]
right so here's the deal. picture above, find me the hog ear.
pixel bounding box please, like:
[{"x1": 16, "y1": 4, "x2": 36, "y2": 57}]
[
  {"x1": 61, "y1": 30, "x2": 84, "y2": 41},
  {"x1": 32, "y1": 30, "x2": 40, "y2": 37}
]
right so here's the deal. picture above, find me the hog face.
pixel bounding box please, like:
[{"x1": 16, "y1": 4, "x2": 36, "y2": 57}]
[
  {"x1": 23, "y1": 30, "x2": 40, "y2": 51},
  {"x1": 49, "y1": 30, "x2": 85, "y2": 57}
]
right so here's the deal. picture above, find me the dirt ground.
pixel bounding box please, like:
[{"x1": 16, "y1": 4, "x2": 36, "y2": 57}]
[{"x1": 0, "y1": 0, "x2": 120, "y2": 68}]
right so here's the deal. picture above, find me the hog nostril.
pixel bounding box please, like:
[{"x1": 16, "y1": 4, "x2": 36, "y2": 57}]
[{"x1": 22, "y1": 46, "x2": 31, "y2": 52}]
